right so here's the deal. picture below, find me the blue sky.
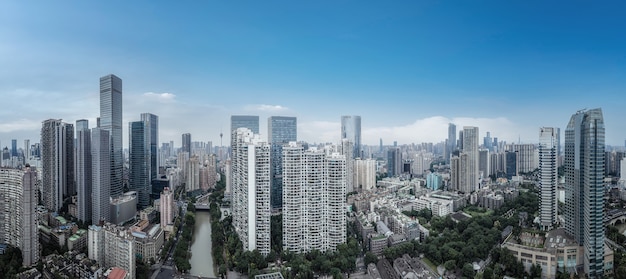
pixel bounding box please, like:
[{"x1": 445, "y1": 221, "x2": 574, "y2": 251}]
[{"x1": 1, "y1": 1, "x2": 625, "y2": 147}]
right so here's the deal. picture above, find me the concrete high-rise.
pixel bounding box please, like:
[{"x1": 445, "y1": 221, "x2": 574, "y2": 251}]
[
  {"x1": 181, "y1": 133, "x2": 191, "y2": 154},
  {"x1": 460, "y1": 126, "x2": 479, "y2": 193},
  {"x1": 100, "y1": 74, "x2": 123, "y2": 198},
  {"x1": 91, "y1": 128, "x2": 111, "y2": 224},
  {"x1": 564, "y1": 109, "x2": 605, "y2": 277},
  {"x1": 76, "y1": 119, "x2": 92, "y2": 223},
  {"x1": 341, "y1": 115, "x2": 361, "y2": 159},
  {"x1": 231, "y1": 115, "x2": 260, "y2": 134},
  {"x1": 282, "y1": 143, "x2": 347, "y2": 253},
  {"x1": 268, "y1": 116, "x2": 297, "y2": 209},
  {"x1": 129, "y1": 121, "x2": 150, "y2": 208},
  {"x1": 0, "y1": 167, "x2": 39, "y2": 267},
  {"x1": 231, "y1": 128, "x2": 271, "y2": 256},
  {"x1": 539, "y1": 127, "x2": 558, "y2": 231},
  {"x1": 41, "y1": 119, "x2": 74, "y2": 212},
  {"x1": 160, "y1": 187, "x2": 174, "y2": 228}
]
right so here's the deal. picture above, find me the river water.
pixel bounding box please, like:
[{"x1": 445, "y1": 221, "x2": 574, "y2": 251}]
[{"x1": 189, "y1": 211, "x2": 215, "y2": 278}]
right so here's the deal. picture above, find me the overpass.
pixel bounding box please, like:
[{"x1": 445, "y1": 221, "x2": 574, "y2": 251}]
[
  {"x1": 194, "y1": 193, "x2": 211, "y2": 210},
  {"x1": 605, "y1": 209, "x2": 626, "y2": 226}
]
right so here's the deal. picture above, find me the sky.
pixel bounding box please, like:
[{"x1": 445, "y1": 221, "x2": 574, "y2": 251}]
[{"x1": 1, "y1": 1, "x2": 625, "y2": 148}]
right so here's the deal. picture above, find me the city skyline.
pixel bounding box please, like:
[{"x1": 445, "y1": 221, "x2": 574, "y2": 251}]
[{"x1": 2, "y1": 2, "x2": 626, "y2": 147}]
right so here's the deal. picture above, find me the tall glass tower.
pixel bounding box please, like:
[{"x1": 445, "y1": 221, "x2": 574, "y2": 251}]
[
  {"x1": 129, "y1": 121, "x2": 150, "y2": 208},
  {"x1": 231, "y1": 115, "x2": 260, "y2": 134},
  {"x1": 564, "y1": 108, "x2": 605, "y2": 277},
  {"x1": 340, "y1": 115, "x2": 361, "y2": 159},
  {"x1": 268, "y1": 116, "x2": 297, "y2": 209},
  {"x1": 99, "y1": 74, "x2": 123, "y2": 198}
]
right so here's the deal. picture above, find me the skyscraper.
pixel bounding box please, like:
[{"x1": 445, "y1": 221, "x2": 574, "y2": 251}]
[
  {"x1": 129, "y1": 121, "x2": 150, "y2": 208},
  {"x1": 76, "y1": 119, "x2": 92, "y2": 223},
  {"x1": 0, "y1": 167, "x2": 40, "y2": 267},
  {"x1": 564, "y1": 109, "x2": 605, "y2": 277},
  {"x1": 231, "y1": 128, "x2": 271, "y2": 256},
  {"x1": 231, "y1": 115, "x2": 260, "y2": 134},
  {"x1": 539, "y1": 127, "x2": 558, "y2": 231},
  {"x1": 100, "y1": 74, "x2": 123, "y2": 198},
  {"x1": 387, "y1": 147, "x2": 401, "y2": 177},
  {"x1": 448, "y1": 123, "x2": 457, "y2": 162},
  {"x1": 41, "y1": 119, "x2": 74, "y2": 212},
  {"x1": 460, "y1": 126, "x2": 479, "y2": 193},
  {"x1": 181, "y1": 133, "x2": 191, "y2": 154},
  {"x1": 92, "y1": 128, "x2": 111, "y2": 224},
  {"x1": 341, "y1": 115, "x2": 361, "y2": 159},
  {"x1": 141, "y1": 113, "x2": 159, "y2": 181},
  {"x1": 268, "y1": 116, "x2": 297, "y2": 209}
]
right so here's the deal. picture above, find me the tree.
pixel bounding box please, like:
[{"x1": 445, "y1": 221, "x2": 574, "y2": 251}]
[
  {"x1": 364, "y1": 252, "x2": 378, "y2": 266},
  {"x1": 444, "y1": 260, "x2": 457, "y2": 271},
  {"x1": 462, "y1": 263, "x2": 474, "y2": 279},
  {"x1": 483, "y1": 266, "x2": 494, "y2": 279},
  {"x1": 530, "y1": 263, "x2": 542, "y2": 278}
]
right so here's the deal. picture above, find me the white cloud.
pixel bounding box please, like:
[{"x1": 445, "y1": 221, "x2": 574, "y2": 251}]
[
  {"x1": 143, "y1": 92, "x2": 176, "y2": 103},
  {"x1": 0, "y1": 119, "x2": 41, "y2": 133},
  {"x1": 361, "y1": 116, "x2": 535, "y2": 145},
  {"x1": 245, "y1": 104, "x2": 288, "y2": 112},
  {"x1": 298, "y1": 121, "x2": 341, "y2": 144}
]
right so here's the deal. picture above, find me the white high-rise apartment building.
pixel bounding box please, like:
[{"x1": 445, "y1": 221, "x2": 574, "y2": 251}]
[
  {"x1": 231, "y1": 128, "x2": 271, "y2": 256},
  {"x1": 186, "y1": 156, "x2": 200, "y2": 192},
  {"x1": 0, "y1": 167, "x2": 39, "y2": 267},
  {"x1": 513, "y1": 144, "x2": 538, "y2": 173},
  {"x1": 103, "y1": 223, "x2": 135, "y2": 278},
  {"x1": 539, "y1": 127, "x2": 558, "y2": 231},
  {"x1": 88, "y1": 225, "x2": 105, "y2": 264},
  {"x1": 282, "y1": 143, "x2": 347, "y2": 253},
  {"x1": 461, "y1": 126, "x2": 479, "y2": 193},
  {"x1": 354, "y1": 158, "x2": 376, "y2": 191},
  {"x1": 160, "y1": 187, "x2": 174, "y2": 228}
]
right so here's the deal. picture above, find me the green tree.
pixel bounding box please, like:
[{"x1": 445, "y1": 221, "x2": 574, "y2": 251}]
[
  {"x1": 462, "y1": 263, "x2": 474, "y2": 279},
  {"x1": 364, "y1": 252, "x2": 378, "y2": 266},
  {"x1": 530, "y1": 263, "x2": 542, "y2": 278}
]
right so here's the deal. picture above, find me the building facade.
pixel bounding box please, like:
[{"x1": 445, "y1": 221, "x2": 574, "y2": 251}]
[
  {"x1": 341, "y1": 115, "x2": 361, "y2": 159},
  {"x1": 91, "y1": 128, "x2": 111, "y2": 224},
  {"x1": 0, "y1": 167, "x2": 39, "y2": 267},
  {"x1": 231, "y1": 128, "x2": 271, "y2": 256},
  {"x1": 564, "y1": 108, "x2": 605, "y2": 277},
  {"x1": 41, "y1": 119, "x2": 74, "y2": 212},
  {"x1": 231, "y1": 115, "x2": 260, "y2": 134},
  {"x1": 282, "y1": 143, "x2": 347, "y2": 253},
  {"x1": 100, "y1": 74, "x2": 124, "y2": 199},
  {"x1": 268, "y1": 116, "x2": 297, "y2": 210},
  {"x1": 75, "y1": 119, "x2": 92, "y2": 223},
  {"x1": 539, "y1": 127, "x2": 558, "y2": 231}
]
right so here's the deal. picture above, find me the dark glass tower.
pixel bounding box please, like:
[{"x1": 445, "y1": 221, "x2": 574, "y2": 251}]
[
  {"x1": 99, "y1": 74, "x2": 123, "y2": 198},
  {"x1": 129, "y1": 121, "x2": 150, "y2": 208},
  {"x1": 564, "y1": 108, "x2": 605, "y2": 277},
  {"x1": 231, "y1": 115, "x2": 260, "y2": 134},
  {"x1": 268, "y1": 116, "x2": 297, "y2": 209}
]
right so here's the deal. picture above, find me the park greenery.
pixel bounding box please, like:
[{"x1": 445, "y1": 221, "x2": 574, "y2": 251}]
[
  {"x1": 0, "y1": 245, "x2": 24, "y2": 278},
  {"x1": 173, "y1": 203, "x2": 195, "y2": 272}
]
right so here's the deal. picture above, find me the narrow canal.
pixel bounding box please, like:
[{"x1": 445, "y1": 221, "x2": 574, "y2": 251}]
[{"x1": 189, "y1": 210, "x2": 215, "y2": 278}]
